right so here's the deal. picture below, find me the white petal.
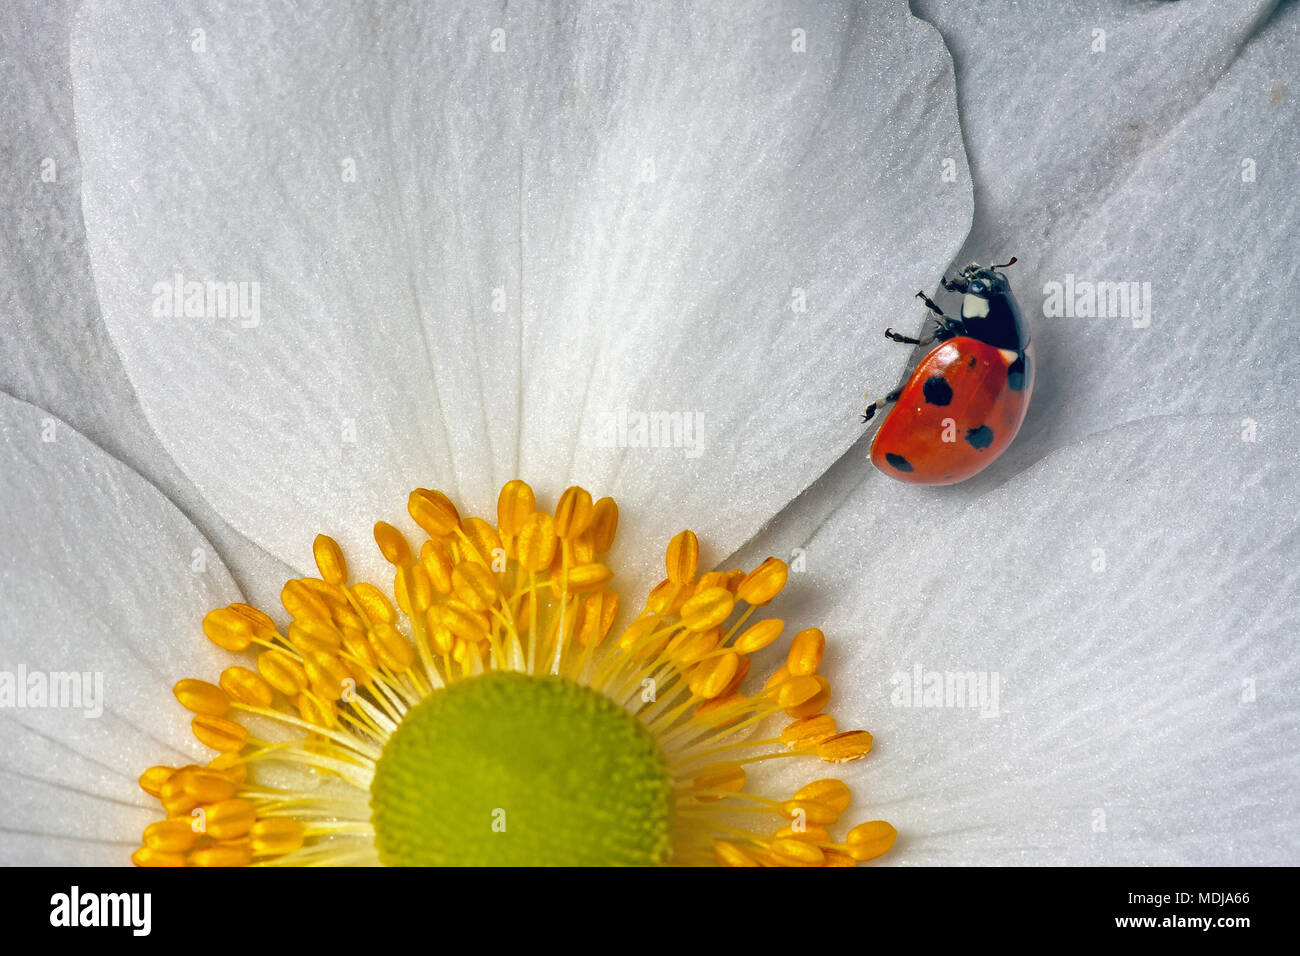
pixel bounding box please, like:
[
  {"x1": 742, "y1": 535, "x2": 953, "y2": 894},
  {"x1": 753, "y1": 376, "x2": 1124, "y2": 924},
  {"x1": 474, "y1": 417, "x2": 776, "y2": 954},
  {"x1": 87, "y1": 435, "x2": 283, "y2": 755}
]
[
  {"x1": 0, "y1": 393, "x2": 242, "y2": 864},
  {"x1": 737, "y1": 414, "x2": 1299, "y2": 864},
  {"x1": 0, "y1": 2, "x2": 297, "y2": 609},
  {"x1": 71, "y1": 0, "x2": 970, "y2": 590},
  {"x1": 910, "y1": 0, "x2": 1299, "y2": 483}
]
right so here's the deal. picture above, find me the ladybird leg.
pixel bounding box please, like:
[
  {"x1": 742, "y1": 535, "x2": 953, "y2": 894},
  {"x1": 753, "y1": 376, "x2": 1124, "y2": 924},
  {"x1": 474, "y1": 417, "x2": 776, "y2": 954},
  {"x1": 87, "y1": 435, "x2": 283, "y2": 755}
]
[
  {"x1": 884, "y1": 327, "x2": 934, "y2": 346},
  {"x1": 933, "y1": 314, "x2": 967, "y2": 340},
  {"x1": 860, "y1": 386, "x2": 903, "y2": 424},
  {"x1": 915, "y1": 290, "x2": 945, "y2": 317}
]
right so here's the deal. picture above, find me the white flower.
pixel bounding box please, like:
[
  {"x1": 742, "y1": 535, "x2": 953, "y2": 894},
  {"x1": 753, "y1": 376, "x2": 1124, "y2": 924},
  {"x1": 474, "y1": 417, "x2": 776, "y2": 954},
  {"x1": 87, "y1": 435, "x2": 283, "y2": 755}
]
[{"x1": 0, "y1": 0, "x2": 1295, "y2": 865}]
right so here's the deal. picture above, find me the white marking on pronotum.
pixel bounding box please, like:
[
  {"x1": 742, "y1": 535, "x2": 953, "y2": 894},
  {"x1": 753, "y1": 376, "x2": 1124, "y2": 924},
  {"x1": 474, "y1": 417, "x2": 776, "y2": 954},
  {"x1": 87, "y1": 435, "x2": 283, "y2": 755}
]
[{"x1": 963, "y1": 293, "x2": 990, "y2": 318}]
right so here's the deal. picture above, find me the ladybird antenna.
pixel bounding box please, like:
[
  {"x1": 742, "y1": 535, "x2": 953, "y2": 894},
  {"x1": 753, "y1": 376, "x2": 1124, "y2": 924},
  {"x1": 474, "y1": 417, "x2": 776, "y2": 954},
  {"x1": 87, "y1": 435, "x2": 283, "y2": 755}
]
[{"x1": 993, "y1": 256, "x2": 1018, "y2": 270}]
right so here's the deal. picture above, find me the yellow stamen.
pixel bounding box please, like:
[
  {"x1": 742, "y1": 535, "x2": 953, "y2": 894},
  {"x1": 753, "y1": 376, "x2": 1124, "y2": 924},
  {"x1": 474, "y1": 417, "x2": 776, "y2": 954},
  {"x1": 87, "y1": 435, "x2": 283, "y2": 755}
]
[{"x1": 134, "y1": 480, "x2": 894, "y2": 867}]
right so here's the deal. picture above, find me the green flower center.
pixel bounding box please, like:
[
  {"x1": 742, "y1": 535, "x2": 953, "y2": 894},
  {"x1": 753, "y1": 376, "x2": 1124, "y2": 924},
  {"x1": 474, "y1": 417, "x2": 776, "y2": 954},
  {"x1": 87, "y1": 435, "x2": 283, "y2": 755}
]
[{"x1": 370, "y1": 671, "x2": 674, "y2": 865}]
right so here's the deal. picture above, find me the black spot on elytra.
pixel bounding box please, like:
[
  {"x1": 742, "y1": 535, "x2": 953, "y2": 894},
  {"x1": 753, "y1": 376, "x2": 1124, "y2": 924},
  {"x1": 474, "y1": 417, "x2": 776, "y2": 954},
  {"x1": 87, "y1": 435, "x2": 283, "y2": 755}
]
[
  {"x1": 922, "y1": 375, "x2": 953, "y2": 406},
  {"x1": 965, "y1": 425, "x2": 994, "y2": 450},
  {"x1": 885, "y1": 452, "x2": 913, "y2": 472},
  {"x1": 1007, "y1": 352, "x2": 1028, "y2": 391},
  {"x1": 967, "y1": 355, "x2": 977, "y2": 369}
]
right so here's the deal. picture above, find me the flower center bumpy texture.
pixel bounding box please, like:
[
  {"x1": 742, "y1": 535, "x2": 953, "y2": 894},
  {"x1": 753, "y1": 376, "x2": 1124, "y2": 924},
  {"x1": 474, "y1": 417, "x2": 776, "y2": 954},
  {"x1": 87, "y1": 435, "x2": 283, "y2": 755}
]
[
  {"x1": 134, "y1": 480, "x2": 897, "y2": 867},
  {"x1": 371, "y1": 672, "x2": 672, "y2": 865}
]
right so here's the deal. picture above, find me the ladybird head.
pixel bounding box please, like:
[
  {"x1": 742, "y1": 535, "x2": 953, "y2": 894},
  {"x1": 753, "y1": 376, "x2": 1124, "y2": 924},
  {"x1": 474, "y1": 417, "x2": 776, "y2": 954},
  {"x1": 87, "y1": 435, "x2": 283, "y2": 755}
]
[{"x1": 948, "y1": 260, "x2": 1014, "y2": 297}]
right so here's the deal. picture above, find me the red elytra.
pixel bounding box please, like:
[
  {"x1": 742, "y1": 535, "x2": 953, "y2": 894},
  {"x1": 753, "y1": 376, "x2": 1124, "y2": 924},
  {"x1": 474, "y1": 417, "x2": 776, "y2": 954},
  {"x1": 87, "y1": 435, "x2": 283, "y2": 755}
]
[
  {"x1": 863, "y1": 261, "x2": 1033, "y2": 485},
  {"x1": 869, "y1": 338, "x2": 1035, "y2": 485}
]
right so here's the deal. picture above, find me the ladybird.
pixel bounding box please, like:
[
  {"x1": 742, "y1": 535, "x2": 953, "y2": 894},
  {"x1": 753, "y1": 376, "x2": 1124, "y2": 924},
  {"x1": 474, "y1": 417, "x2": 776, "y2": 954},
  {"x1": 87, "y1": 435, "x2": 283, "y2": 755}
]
[{"x1": 861, "y1": 259, "x2": 1033, "y2": 485}]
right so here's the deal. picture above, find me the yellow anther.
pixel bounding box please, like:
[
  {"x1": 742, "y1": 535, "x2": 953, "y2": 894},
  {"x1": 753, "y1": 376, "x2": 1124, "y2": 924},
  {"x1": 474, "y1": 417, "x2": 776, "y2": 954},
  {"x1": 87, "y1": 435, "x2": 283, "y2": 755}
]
[
  {"x1": 370, "y1": 621, "x2": 415, "y2": 672},
  {"x1": 452, "y1": 561, "x2": 500, "y2": 612},
  {"x1": 516, "y1": 511, "x2": 558, "y2": 572},
  {"x1": 721, "y1": 569, "x2": 747, "y2": 593},
  {"x1": 427, "y1": 622, "x2": 455, "y2": 655},
  {"x1": 695, "y1": 570, "x2": 730, "y2": 592},
  {"x1": 340, "y1": 626, "x2": 379, "y2": 681},
  {"x1": 229, "y1": 602, "x2": 277, "y2": 635},
  {"x1": 305, "y1": 652, "x2": 352, "y2": 701},
  {"x1": 142, "y1": 819, "x2": 198, "y2": 853},
  {"x1": 775, "y1": 673, "x2": 823, "y2": 709},
  {"x1": 250, "y1": 818, "x2": 304, "y2": 855},
  {"x1": 559, "y1": 562, "x2": 613, "y2": 594},
  {"x1": 201, "y1": 606, "x2": 254, "y2": 652},
  {"x1": 769, "y1": 837, "x2": 826, "y2": 866},
  {"x1": 664, "y1": 529, "x2": 699, "y2": 584},
  {"x1": 566, "y1": 534, "x2": 596, "y2": 566},
  {"x1": 394, "y1": 564, "x2": 433, "y2": 615},
  {"x1": 824, "y1": 850, "x2": 857, "y2": 867},
  {"x1": 373, "y1": 521, "x2": 412, "y2": 565},
  {"x1": 172, "y1": 679, "x2": 229, "y2": 716},
  {"x1": 616, "y1": 616, "x2": 670, "y2": 660},
  {"x1": 733, "y1": 618, "x2": 784, "y2": 654},
  {"x1": 191, "y1": 715, "x2": 249, "y2": 752},
  {"x1": 688, "y1": 651, "x2": 740, "y2": 700},
  {"x1": 692, "y1": 762, "x2": 746, "y2": 801},
  {"x1": 159, "y1": 776, "x2": 199, "y2": 815},
  {"x1": 693, "y1": 692, "x2": 747, "y2": 727},
  {"x1": 218, "y1": 667, "x2": 273, "y2": 709},
  {"x1": 181, "y1": 767, "x2": 239, "y2": 803},
  {"x1": 312, "y1": 534, "x2": 348, "y2": 586},
  {"x1": 350, "y1": 582, "x2": 396, "y2": 624},
  {"x1": 720, "y1": 656, "x2": 751, "y2": 698},
  {"x1": 131, "y1": 847, "x2": 186, "y2": 867},
  {"x1": 297, "y1": 576, "x2": 350, "y2": 611},
  {"x1": 845, "y1": 821, "x2": 897, "y2": 862},
  {"x1": 281, "y1": 578, "x2": 332, "y2": 622},
  {"x1": 205, "y1": 798, "x2": 257, "y2": 840},
  {"x1": 787, "y1": 627, "x2": 826, "y2": 677},
  {"x1": 574, "y1": 590, "x2": 620, "y2": 647},
  {"x1": 714, "y1": 841, "x2": 762, "y2": 867},
  {"x1": 737, "y1": 557, "x2": 788, "y2": 606},
  {"x1": 816, "y1": 730, "x2": 874, "y2": 763},
  {"x1": 781, "y1": 714, "x2": 838, "y2": 747},
  {"x1": 410, "y1": 564, "x2": 434, "y2": 611},
  {"x1": 680, "y1": 586, "x2": 735, "y2": 632},
  {"x1": 587, "y1": 496, "x2": 619, "y2": 553},
  {"x1": 257, "y1": 649, "x2": 307, "y2": 697},
  {"x1": 496, "y1": 479, "x2": 536, "y2": 537},
  {"x1": 785, "y1": 675, "x2": 831, "y2": 719},
  {"x1": 646, "y1": 578, "x2": 688, "y2": 615},
  {"x1": 138, "y1": 765, "x2": 175, "y2": 798},
  {"x1": 329, "y1": 603, "x2": 365, "y2": 632},
  {"x1": 420, "y1": 539, "x2": 454, "y2": 594},
  {"x1": 774, "y1": 823, "x2": 832, "y2": 844},
  {"x1": 554, "y1": 486, "x2": 594, "y2": 539},
  {"x1": 459, "y1": 517, "x2": 503, "y2": 568},
  {"x1": 794, "y1": 779, "x2": 852, "y2": 814},
  {"x1": 298, "y1": 693, "x2": 338, "y2": 730},
  {"x1": 206, "y1": 753, "x2": 247, "y2": 786},
  {"x1": 429, "y1": 601, "x2": 490, "y2": 646},
  {"x1": 288, "y1": 616, "x2": 343, "y2": 655},
  {"x1": 408, "y1": 488, "x2": 461, "y2": 538},
  {"x1": 764, "y1": 664, "x2": 791, "y2": 690},
  {"x1": 189, "y1": 843, "x2": 253, "y2": 867},
  {"x1": 779, "y1": 798, "x2": 840, "y2": 826},
  {"x1": 667, "y1": 627, "x2": 720, "y2": 665}
]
